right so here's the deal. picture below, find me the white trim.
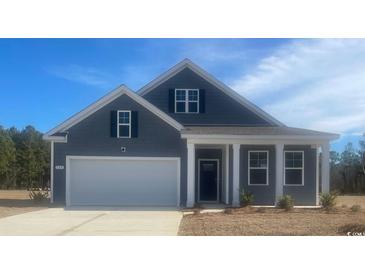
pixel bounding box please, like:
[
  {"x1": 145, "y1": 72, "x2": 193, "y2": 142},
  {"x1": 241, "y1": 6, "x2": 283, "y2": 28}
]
[
  {"x1": 138, "y1": 59, "x2": 284, "y2": 126},
  {"x1": 248, "y1": 150, "x2": 269, "y2": 186},
  {"x1": 43, "y1": 85, "x2": 183, "y2": 139},
  {"x1": 275, "y1": 143, "x2": 284, "y2": 203},
  {"x1": 65, "y1": 156, "x2": 181, "y2": 208},
  {"x1": 50, "y1": 141, "x2": 54, "y2": 203},
  {"x1": 117, "y1": 110, "x2": 131, "y2": 138},
  {"x1": 43, "y1": 135, "x2": 68, "y2": 142},
  {"x1": 198, "y1": 159, "x2": 220, "y2": 203},
  {"x1": 187, "y1": 143, "x2": 195, "y2": 207},
  {"x1": 176, "y1": 158, "x2": 181, "y2": 208},
  {"x1": 225, "y1": 144, "x2": 229, "y2": 204},
  {"x1": 284, "y1": 151, "x2": 305, "y2": 186},
  {"x1": 315, "y1": 146, "x2": 320, "y2": 206},
  {"x1": 182, "y1": 134, "x2": 339, "y2": 141},
  {"x1": 174, "y1": 88, "x2": 199, "y2": 114},
  {"x1": 186, "y1": 137, "x2": 334, "y2": 145},
  {"x1": 321, "y1": 142, "x2": 330, "y2": 193},
  {"x1": 251, "y1": 205, "x2": 321, "y2": 209},
  {"x1": 66, "y1": 156, "x2": 181, "y2": 161},
  {"x1": 65, "y1": 156, "x2": 70, "y2": 207}
]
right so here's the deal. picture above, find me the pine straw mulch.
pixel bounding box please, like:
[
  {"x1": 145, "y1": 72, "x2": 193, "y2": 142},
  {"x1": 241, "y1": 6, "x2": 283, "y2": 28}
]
[{"x1": 178, "y1": 207, "x2": 365, "y2": 236}]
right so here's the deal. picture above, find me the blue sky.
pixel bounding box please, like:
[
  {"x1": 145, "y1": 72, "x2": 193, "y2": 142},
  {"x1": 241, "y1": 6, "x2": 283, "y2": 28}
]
[{"x1": 0, "y1": 38, "x2": 363, "y2": 152}]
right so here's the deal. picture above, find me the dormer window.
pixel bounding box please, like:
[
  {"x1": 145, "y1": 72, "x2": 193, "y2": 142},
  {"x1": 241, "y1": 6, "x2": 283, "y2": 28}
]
[{"x1": 175, "y1": 89, "x2": 199, "y2": 113}]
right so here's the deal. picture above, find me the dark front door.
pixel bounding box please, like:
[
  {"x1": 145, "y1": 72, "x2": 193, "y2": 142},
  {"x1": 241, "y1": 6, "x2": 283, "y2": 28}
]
[{"x1": 199, "y1": 159, "x2": 219, "y2": 202}]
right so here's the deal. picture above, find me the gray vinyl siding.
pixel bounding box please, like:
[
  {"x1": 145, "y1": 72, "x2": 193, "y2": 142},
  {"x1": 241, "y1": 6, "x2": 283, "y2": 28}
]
[
  {"x1": 283, "y1": 145, "x2": 317, "y2": 206},
  {"x1": 143, "y1": 67, "x2": 273, "y2": 126},
  {"x1": 236, "y1": 145, "x2": 316, "y2": 206},
  {"x1": 53, "y1": 94, "x2": 187, "y2": 205},
  {"x1": 240, "y1": 145, "x2": 276, "y2": 205}
]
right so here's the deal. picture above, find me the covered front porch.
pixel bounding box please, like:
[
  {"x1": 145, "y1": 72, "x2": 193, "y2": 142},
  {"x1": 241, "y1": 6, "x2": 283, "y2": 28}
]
[{"x1": 182, "y1": 126, "x2": 339, "y2": 208}]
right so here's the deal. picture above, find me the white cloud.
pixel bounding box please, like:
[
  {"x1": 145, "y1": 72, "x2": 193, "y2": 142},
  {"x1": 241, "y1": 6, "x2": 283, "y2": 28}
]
[
  {"x1": 47, "y1": 65, "x2": 114, "y2": 88},
  {"x1": 230, "y1": 39, "x2": 365, "y2": 135}
]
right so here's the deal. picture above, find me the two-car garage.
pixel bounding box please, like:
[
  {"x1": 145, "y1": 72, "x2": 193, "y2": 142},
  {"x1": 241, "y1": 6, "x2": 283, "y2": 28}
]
[{"x1": 65, "y1": 156, "x2": 180, "y2": 207}]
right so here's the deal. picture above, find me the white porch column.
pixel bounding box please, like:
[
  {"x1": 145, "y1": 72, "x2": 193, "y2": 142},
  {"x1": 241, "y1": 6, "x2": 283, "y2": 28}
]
[
  {"x1": 315, "y1": 145, "x2": 320, "y2": 205},
  {"x1": 321, "y1": 142, "x2": 330, "y2": 193},
  {"x1": 275, "y1": 143, "x2": 284, "y2": 204},
  {"x1": 187, "y1": 143, "x2": 195, "y2": 208},
  {"x1": 50, "y1": 141, "x2": 54, "y2": 203},
  {"x1": 232, "y1": 144, "x2": 240, "y2": 207}
]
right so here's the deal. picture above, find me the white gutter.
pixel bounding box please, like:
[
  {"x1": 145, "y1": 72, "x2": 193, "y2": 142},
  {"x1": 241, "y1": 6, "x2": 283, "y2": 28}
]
[
  {"x1": 43, "y1": 134, "x2": 67, "y2": 143},
  {"x1": 181, "y1": 133, "x2": 340, "y2": 141}
]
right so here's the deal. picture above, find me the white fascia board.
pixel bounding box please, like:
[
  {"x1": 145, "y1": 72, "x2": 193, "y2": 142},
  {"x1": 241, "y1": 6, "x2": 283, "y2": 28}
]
[
  {"x1": 183, "y1": 134, "x2": 339, "y2": 145},
  {"x1": 187, "y1": 139, "x2": 329, "y2": 145},
  {"x1": 42, "y1": 135, "x2": 67, "y2": 142},
  {"x1": 181, "y1": 133, "x2": 340, "y2": 141},
  {"x1": 43, "y1": 85, "x2": 183, "y2": 140},
  {"x1": 138, "y1": 59, "x2": 284, "y2": 127}
]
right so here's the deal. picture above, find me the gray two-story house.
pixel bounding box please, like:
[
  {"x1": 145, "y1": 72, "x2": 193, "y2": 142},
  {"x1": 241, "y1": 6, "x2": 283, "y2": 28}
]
[{"x1": 43, "y1": 59, "x2": 339, "y2": 208}]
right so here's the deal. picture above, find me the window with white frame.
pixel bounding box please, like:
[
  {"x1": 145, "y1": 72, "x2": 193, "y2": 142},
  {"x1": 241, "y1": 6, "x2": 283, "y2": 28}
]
[
  {"x1": 117, "y1": 110, "x2": 131, "y2": 138},
  {"x1": 284, "y1": 151, "x2": 304, "y2": 185},
  {"x1": 175, "y1": 89, "x2": 199, "y2": 113},
  {"x1": 248, "y1": 151, "x2": 269, "y2": 185}
]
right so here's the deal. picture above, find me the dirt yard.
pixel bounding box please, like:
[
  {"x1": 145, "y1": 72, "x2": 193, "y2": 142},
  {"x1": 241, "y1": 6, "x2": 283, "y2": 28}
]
[
  {"x1": 179, "y1": 196, "x2": 365, "y2": 236},
  {"x1": 0, "y1": 190, "x2": 48, "y2": 219},
  {"x1": 337, "y1": 195, "x2": 365, "y2": 208},
  {"x1": 179, "y1": 207, "x2": 365, "y2": 236}
]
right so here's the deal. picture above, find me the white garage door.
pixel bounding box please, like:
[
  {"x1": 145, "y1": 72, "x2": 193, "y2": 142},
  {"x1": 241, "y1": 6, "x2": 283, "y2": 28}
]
[{"x1": 66, "y1": 156, "x2": 180, "y2": 207}]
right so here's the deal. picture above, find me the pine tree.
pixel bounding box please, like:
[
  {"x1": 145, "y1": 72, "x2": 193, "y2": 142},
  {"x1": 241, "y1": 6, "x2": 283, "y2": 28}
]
[
  {"x1": 340, "y1": 142, "x2": 361, "y2": 193},
  {"x1": 0, "y1": 126, "x2": 16, "y2": 189}
]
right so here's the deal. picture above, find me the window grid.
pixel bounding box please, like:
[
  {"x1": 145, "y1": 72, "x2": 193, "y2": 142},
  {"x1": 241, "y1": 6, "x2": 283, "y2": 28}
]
[
  {"x1": 175, "y1": 89, "x2": 199, "y2": 113},
  {"x1": 248, "y1": 151, "x2": 269, "y2": 186},
  {"x1": 284, "y1": 151, "x2": 304, "y2": 186},
  {"x1": 117, "y1": 110, "x2": 131, "y2": 138}
]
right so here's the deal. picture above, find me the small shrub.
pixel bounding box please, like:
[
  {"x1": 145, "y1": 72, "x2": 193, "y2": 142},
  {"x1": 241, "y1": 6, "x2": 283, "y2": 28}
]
[
  {"x1": 29, "y1": 189, "x2": 49, "y2": 203},
  {"x1": 351, "y1": 205, "x2": 361, "y2": 212},
  {"x1": 320, "y1": 192, "x2": 337, "y2": 210},
  {"x1": 240, "y1": 191, "x2": 254, "y2": 207},
  {"x1": 277, "y1": 195, "x2": 294, "y2": 211}
]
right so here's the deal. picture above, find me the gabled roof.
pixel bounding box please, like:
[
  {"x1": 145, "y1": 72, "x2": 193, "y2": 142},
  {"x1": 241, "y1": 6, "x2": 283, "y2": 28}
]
[
  {"x1": 138, "y1": 58, "x2": 285, "y2": 127},
  {"x1": 181, "y1": 126, "x2": 340, "y2": 140},
  {"x1": 43, "y1": 85, "x2": 184, "y2": 141}
]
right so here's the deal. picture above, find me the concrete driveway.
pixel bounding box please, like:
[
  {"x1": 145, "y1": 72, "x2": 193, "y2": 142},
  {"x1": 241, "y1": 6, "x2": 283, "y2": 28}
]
[{"x1": 0, "y1": 207, "x2": 182, "y2": 236}]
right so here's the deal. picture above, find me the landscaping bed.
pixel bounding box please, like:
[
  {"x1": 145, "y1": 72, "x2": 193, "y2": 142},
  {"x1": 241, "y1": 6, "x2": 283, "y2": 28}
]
[{"x1": 178, "y1": 206, "x2": 365, "y2": 236}]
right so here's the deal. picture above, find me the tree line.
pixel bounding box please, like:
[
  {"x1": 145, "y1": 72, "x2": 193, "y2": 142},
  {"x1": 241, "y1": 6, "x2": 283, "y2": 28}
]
[
  {"x1": 0, "y1": 125, "x2": 49, "y2": 189},
  {"x1": 0, "y1": 125, "x2": 364, "y2": 193},
  {"x1": 330, "y1": 134, "x2": 365, "y2": 194}
]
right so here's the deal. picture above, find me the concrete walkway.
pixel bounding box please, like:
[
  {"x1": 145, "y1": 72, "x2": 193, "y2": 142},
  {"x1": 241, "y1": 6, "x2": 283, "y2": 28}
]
[{"x1": 0, "y1": 208, "x2": 182, "y2": 236}]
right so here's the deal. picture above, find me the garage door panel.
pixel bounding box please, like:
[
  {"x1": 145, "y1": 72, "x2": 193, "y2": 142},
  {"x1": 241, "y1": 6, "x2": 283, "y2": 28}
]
[{"x1": 67, "y1": 157, "x2": 179, "y2": 206}]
